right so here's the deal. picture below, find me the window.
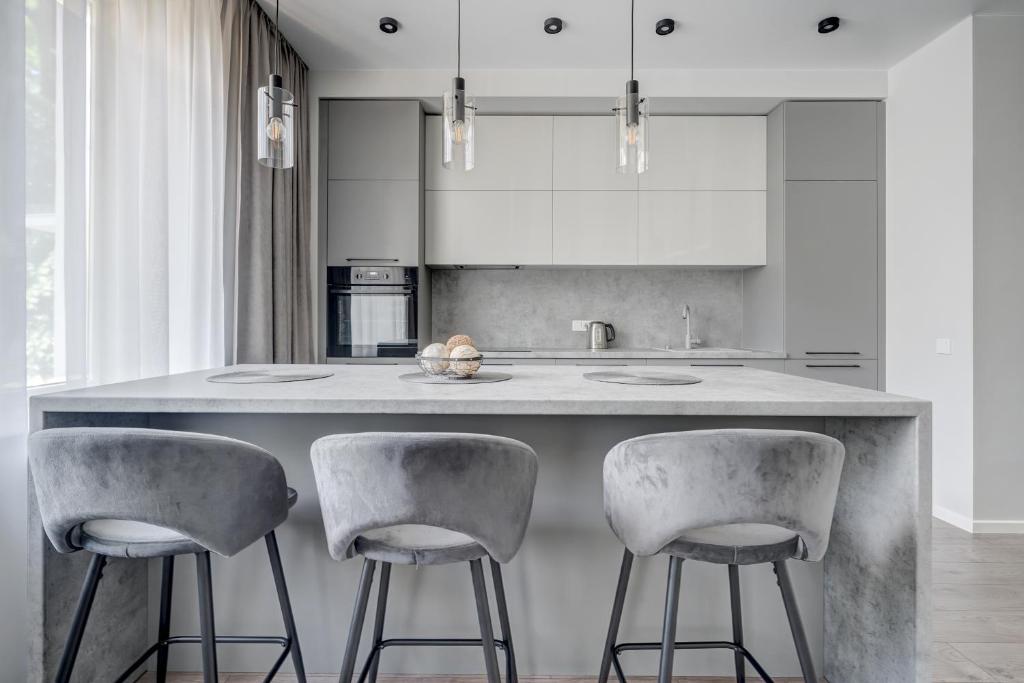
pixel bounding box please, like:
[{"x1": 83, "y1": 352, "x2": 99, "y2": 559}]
[{"x1": 24, "y1": 0, "x2": 88, "y2": 387}]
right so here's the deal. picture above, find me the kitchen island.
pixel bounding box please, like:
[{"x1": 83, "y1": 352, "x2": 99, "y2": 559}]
[{"x1": 28, "y1": 364, "x2": 930, "y2": 682}]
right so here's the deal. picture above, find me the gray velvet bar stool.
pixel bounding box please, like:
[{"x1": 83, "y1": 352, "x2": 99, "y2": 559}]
[
  {"x1": 29, "y1": 427, "x2": 307, "y2": 683},
  {"x1": 597, "y1": 429, "x2": 845, "y2": 683},
  {"x1": 311, "y1": 432, "x2": 538, "y2": 683}
]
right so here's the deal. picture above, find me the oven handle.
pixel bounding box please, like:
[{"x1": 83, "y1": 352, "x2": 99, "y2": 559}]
[{"x1": 330, "y1": 287, "x2": 415, "y2": 295}]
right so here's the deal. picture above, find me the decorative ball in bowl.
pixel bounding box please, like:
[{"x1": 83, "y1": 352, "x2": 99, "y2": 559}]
[
  {"x1": 449, "y1": 344, "x2": 483, "y2": 377},
  {"x1": 415, "y1": 336, "x2": 484, "y2": 378},
  {"x1": 418, "y1": 343, "x2": 450, "y2": 374}
]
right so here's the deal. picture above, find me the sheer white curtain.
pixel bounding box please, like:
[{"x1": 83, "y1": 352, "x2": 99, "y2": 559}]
[
  {"x1": 2, "y1": 1, "x2": 28, "y2": 678},
  {"x1": 88, "y1": 0, "x2": 226, "y2": 384}
]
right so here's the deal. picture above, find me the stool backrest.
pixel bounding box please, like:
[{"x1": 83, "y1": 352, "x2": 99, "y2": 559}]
[
  {"x1": 604, "y1": 429, "x2": 845, "y2": 561},
  {"x1": 29, "y1": 428, "x2": 289, "y2": 557},
  {"x1": 311, "y1": 432, "x2": 538, "y2": 563}
]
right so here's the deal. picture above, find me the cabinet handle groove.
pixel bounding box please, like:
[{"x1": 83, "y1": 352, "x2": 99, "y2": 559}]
[
  {"x1": 805, "y1": 351, "x2": 860, "y2": 355},
  {"x1": 805, "y1": 364, "x2": 862, "y2": 369},
  {"x1": 345, "y1": 258, "x2": 400, "y2": 262}
]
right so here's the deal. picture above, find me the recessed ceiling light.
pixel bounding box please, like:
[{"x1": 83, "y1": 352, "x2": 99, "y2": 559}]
[
  {"x1": 379, "y1": 16, "x2": 399, "y2": 34},
  {"x1": 544, "y1": 17, "x2": 564, "y2": 34},
  {"x1": 817, "y1": 16, "x2": 840, "y2": 34},
  {"x1": 655, "y1": 18, "x2": 675, "y2": 36}
]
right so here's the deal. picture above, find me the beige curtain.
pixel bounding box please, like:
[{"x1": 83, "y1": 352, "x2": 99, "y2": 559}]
[{"x1": 222, "y1": 0, "x2": 312, "y2": 364}]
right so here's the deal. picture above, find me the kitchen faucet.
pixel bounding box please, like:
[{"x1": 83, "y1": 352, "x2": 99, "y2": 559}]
[{"x1": 682, "y1": 304, "x2": 701, "y2": 350}]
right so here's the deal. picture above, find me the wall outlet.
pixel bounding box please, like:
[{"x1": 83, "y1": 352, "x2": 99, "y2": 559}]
[
  {"x1": 935, "y1": 338, "x2": 952, "y2": 355},
  {"x1": 572, "y1": 319, "x2": 591, "y2": 332}
]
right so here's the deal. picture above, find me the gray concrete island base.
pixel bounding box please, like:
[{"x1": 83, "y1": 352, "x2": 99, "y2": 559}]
[{"x1": 28, "y1": 365, "x2": 931, "y2": 682}]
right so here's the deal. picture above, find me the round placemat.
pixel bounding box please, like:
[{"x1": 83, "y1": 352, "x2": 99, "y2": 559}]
[
  {"x1": 400, "y1": 371, "x2": 512, "y2": 385},
  {"x1": 583, "y1": 371, "x2": 703, "y2": 386},
  {"x1": 207, "y1": 370, "x2": 334, "y2": 384}
]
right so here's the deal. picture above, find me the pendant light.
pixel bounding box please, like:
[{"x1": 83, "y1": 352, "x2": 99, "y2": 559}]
[
  {"x1": 258, "y1": 0, "x2": 295, "y2": 169},
  {"x1": 442, "y1": 0, "x2": 475, "y2": 171},
  {"x1": 615, "y1": 0, "x2": 649, "y2": 174}
]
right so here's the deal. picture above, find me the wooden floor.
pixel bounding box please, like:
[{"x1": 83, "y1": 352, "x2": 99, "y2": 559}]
[
  {"x1": 933, "y1": 518, "x2": 1024, "y2": 682},
  {"x1": 144, "y1": 518, "x2": 1024, "y2": 683}
]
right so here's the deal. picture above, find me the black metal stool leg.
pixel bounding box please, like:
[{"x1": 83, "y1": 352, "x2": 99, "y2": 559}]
[
  {"x1": 339, "y1": 558, "x2": 377, "y2": 683},
  {"x1": 774, "y1": 561, "x2": 817, "y2": 683},
  {"x1": 657, "y1": 556, "x2": 684, "y2": 683},
  {"x1": 728, "y1": 564, "x2": 745, "y2": 683},
  {"x1": 489, "y1": 558, "x2": 518, "y2": 683},
  {"x1": 367, "y1": 562, "x2": 391, "y2": 683},
  {"x1": 598, "y1": 548, "x2": 634, "y2": 683},
  {"x1": 195, "y1": 551, "x2": 218, "y2": 683},
  {"x1": 55, "y1": 553, "x2": 107, "y2": 683},
  {"x1": 156, "y1": 556, "x2": 175, "y2": 683},
  {"x1": 470, "y1": 558, "x2": 502, "y2": 683},
  {"x1": 266, "y1": 531, "x2": 307, "y2": 682}
]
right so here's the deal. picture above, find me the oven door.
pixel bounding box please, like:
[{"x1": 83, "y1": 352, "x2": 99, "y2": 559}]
[{"x1": 326, "y1": 284, "x2": 418, "y2": 358}]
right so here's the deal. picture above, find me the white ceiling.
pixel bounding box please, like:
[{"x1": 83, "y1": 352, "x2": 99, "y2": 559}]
[{"x1": 264, "y1": 0, "x2": 1023, "y2": 72}]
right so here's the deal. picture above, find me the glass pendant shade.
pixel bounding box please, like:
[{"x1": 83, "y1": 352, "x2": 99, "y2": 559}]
[
  {"x1": 258, "y1": 75, "x2": 295, "y2": 169},
  {"x1": 442, "y1": 85, "x2": 475, "y2": 171},
  {"x1": 615, "y1": 88, "x2": 649, "y2": 174}
]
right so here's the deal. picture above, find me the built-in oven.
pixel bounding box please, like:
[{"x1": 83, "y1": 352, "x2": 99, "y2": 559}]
[{"x1": 326, "y1": 266, "x2": 419, "y2": 358}]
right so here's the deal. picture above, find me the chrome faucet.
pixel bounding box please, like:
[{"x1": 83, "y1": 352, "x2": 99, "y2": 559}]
[{"x1": 682, "y1": 304, "x2": 701, "y2": 350}]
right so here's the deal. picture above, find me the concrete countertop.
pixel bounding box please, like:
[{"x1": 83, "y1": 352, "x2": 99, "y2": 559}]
[
  {"x1": 478, "y1": 346, "x2": 787, "y2": 360},
  {"x1": 33, "y1": 364, "x2": 927, "y2": 418}
]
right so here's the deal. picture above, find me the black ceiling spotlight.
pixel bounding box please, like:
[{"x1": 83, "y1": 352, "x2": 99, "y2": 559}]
[
  {"x1": 655, "y1": 18, "x2": 675, "y2": 36},
  {"x1": 544, "y1": 17, "x2": 563, "y2": 34},
  {"x1": 379, "y1": 16, "x2": 399, "y2": 34},
  {"x1": 818, "y1": 16, "x2": 840, "y2": 34}
]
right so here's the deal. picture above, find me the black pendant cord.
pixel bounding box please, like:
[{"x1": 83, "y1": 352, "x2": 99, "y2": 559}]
[
  {"x1": 630, "y1": 0, "x2": 635, "y2": 81},
  {"x1": 274, "y1": 0, "x2": 280, "y2": 75},
  {"x1": 457, "y1": 0, "x2": 462, "y2": 79}
]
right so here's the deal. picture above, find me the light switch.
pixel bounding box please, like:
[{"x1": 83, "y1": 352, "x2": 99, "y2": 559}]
[{"x1": 935, "y1": 338, "x2": 952, "y2": 355}]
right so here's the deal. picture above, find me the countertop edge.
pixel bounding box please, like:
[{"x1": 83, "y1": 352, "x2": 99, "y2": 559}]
[{"x1": 32, "y1": 396, "x2": 931, "y2": 418}]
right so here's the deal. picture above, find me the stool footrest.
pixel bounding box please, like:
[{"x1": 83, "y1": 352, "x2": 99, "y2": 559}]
[
  {"x1": 379, "y1": 637, "x2": 508, "y2": 650},
  {"x1": 611, "y1": 639, "x2": 774, "y2": 683},
  {"x1": 356, "y1": 637, "x2": 511, "y2": 683},
  {"x1": 112, "y1": 633, "x2": 293, "y2": 683}
]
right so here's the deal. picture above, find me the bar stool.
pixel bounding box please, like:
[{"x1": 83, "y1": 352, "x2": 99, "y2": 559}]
[
  {"x1": 29, "y1": 427, "x2": 307, "y2": 683},
  {"x1": 597, "y1": 429, "x2": 845, "y2": 683},
  {"x1": 311, "y1": 432, "x2": 538, "y2": 683}
]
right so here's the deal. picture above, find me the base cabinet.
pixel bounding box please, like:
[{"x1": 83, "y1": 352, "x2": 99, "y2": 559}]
[
  {"x1": 648, "y1": 359, "x2": 785, "y2": 372},
  {"x1": 784, "y1": 360, "x2": 878, "y2": 390},
  {"x1": 555, "y1": 359, "x2": 646, "y2": 367}
]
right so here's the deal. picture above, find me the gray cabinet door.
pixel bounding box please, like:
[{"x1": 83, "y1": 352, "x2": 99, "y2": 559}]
[
  {"x1": 328, "y1": 100, "x2": 421, "y2": 180},
  {"x1": 785, "y1": 360, "x2": 878, "y2": 390},
  {"x1": 785, "y1": 181, "x2": 878, "y2": 359},
  {"x1": 326, "y1": 180, "x2": 419, "y2": 266},
  {"x1": 784, "y1": 102, "x2": 878, "y2": 181}
]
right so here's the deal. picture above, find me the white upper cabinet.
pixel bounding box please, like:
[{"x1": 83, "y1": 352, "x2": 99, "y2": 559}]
[
  {"x1": 426, "y1": 191, "x2": 552, "y2": 266},
  {"x1": 553, "y1": 117, "x2": 638, "y2": 191},
  {"x1": 638, "y1": 191, "x2": 766, "y2": 266},
  {"x1": 553, "y1": 191, "x2": 638, "y2": 265},
  {"x1": 425, "y1": 116, "x2": 553, "y2": 191},
  {"x1": 423, "y1": 114, "x2": 766, "y2": 267},
  {"x1": 638, "y1": 117, "x2": 767, "y2": 191}
]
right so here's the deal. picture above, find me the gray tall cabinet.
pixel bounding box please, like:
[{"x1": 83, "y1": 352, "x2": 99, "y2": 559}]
[
  {"x1": 317, "y1": 100, "x2": 429, "y2": 362},
  {"x1": 743, "y1": 101, "x2": 885, "y2": 389}
]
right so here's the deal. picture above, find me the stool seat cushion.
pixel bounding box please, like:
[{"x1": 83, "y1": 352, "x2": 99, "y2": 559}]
[
  {"x1": 355, "y1": 524, "x2": 487, "y2": 566},
  {"x1": 663, "y1": 523, "x2": 801, "y2": 565},
  {"x1": 73, "y1": 487, "x2": 300, "y2": 559}
]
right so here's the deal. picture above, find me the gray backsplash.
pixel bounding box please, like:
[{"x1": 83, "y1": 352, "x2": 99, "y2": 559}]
[{"x1": 431, "y1": 268, "x2": 744, "y2": 350}]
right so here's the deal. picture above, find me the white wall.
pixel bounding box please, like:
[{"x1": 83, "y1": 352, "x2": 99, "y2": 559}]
[
  {"x1": 886, "y1": 17, "x2": 975, "y2": 529},
  {"x1": 972, "y1": 15, "x2": 1024, "y2": 528}
]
